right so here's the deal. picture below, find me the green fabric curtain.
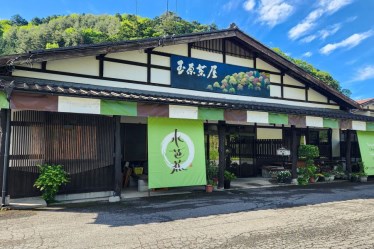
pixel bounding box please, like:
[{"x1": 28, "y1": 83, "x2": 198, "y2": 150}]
[
  {"x1": 268, "y1": 113, "x2": 288, "y2": 125},
  {"x1": 100, "y1": 100, "x2": 137, "y2": 116},
  {"x1": 357, "y1": 131, "x2": 374, "y2": 175},
  {"x1": 198, "y1": 108, "x2": 224, "y2": 121},
  {"x1": 0, "y1": 91, "x2": 9, "y2": 109},
  {"x1": 148, "y1": 117, "x2": 207, "y2": 189},
  {"x1": 323, "y1": 118, "x2": 339, "y2": 129}
]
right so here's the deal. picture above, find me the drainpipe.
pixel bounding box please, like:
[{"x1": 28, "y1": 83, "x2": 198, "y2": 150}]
[{"x1": 1, "y1": 109, "x2": 11, "y2": 207}]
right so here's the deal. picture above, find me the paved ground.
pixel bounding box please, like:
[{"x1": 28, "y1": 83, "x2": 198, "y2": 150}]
[{"x1": 1, "y1": 182, "x2": 374, "y2": 249}]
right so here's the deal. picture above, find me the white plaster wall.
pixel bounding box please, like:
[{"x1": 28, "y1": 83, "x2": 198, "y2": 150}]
[
  {"x1": 306, "y1": 116, "x2": 323, "y2": 127},
  {"x1": 58, "y1": 96, "x2": 100, "y2": 114},
  {"x1": 151, "y1": 54, "x2": 170, "y2": 67},
  {"x1": 226, "y1": 55, "x2": 254, "y2": 68},
  {"x1": 12, "y1": 70, "x2": 341, "y2": 110},
  {"x1": 154, "y1": 44, "x2": 188, "y2": 56},
  {"x1": 106, "y1": 50, "x2": 147, "y2": 63},
  {"x1": 151, "y1": 68, "x2": 170, "y2": 85},
  {"x1": 169, "y1": 105, "x2": 198, "y2": 119},
  {"x1": 270, "y1": 85, "x2": 282, "y2": 98},
  {"x1": 270, "y1": 74, "x2": 281, "y2": 83},
  {"x1": 256, "y1": 58, "x2": 280, "y2": 73},
  {"x1": 309, "y1": 88, "x2": 328, "y2": 103},
  {"x1": 283, "y1": 87, "x2": 305, "y2": 100},
  {"x1": 103, "y1": 61, "x2": 147, "y2": 82},
  {"x1": 257, "y1": 128, "x2": 282, "y2": 139},
  {"x1": 47, "y1": 56, "x2": 99, "y2": 76},
  {"x1": 191, "y1": 49, "x2": 223, "y2": 62},
  {"x1": 283, "y1": 74, "x2": 304, "y2": 87},
  {"x1": 332, "y1": 129, "x2": 340, "y2": 157},
  {"x1": 21, "y1": 62, "x2": 42, "y2": 69},
  {"x1": 247, "y1": 111, "x2": 268, "y2": 124},
  {"x1": 352, "y1": 121, "x2": 366, "y2": 131}
]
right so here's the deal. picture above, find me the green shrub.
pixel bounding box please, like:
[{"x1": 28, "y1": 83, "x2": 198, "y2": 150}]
[
  {"x1": 34, "y1": 164, "x2": 69, "y2": 203},
  {"x1": 276, "y1": 171, "x2": 291, "y2": 183},
  {"x1": 298, "y1": 145, "x2": 319, "y2": 166},
  {"x1": 206, "y1": 160, "x2": 218, "y2": 181},
  {"x1": 224, "y1": 170, "x2": 236, "y2": 181}
]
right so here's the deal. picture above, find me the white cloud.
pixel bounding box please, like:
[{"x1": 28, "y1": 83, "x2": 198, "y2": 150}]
[
  {"x1": 288, "y1": 0, "x2": 353, "y2": 40},
  {"x1": 319, "y1": 23, "x2": 341, "y2": 39},
  {"x1": 300, "y1": 35, "x2": 317, "y2": 43},
  {"x1": 243, "y1": 0, "x2": 256, "y2": 11},
  {"x1": 223, "y1": 0, "x2": 242, "y2": 11},
  {"x1": 302, "y1": 51, "x2": 313, "y2": 57},
  {"x1": 352, "y1": 65, "x2": 374, "y2": 82},
  {"x1": 242, "y1": 0, "x2": 295, "y2": 27},
  {"x1": 320, "y1": 30, "x2": 373, "y2": 55}
]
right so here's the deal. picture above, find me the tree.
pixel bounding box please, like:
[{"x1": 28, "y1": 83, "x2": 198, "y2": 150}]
[
  {"x1": 273, "y1": 48, "x2": 351, "y2": 97},
  {"x1": 10, "y1": 14, "x2": 28, "y2": 26}
]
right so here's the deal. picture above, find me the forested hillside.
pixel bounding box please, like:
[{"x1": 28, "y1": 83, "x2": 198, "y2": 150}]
[
  {"x1": 0, "y1": 12, "x2": 350, "y2": 96},
  {"x1": 0, "y1": 12, "x2": 217, "y2": 55}
]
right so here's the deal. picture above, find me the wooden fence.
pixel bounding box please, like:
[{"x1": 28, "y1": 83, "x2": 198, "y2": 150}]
[{"x1": 8, "y1": 111, "x2": 115, "y2": 198}]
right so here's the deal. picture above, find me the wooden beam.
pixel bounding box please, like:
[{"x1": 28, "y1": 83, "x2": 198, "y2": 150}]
[
  {"x1": 222, "y1": 39, "x2": 226, "y2": 64},
  {"x1": 218, "y1": 121, "x2": 226, "y2": 189},
  {"x1": 113, "y1": 116, "x2": 122, "y2": 196},
  {"x1": 147, "y1": 50, "x2": 151, "y2": 83},
  {"x1": 291, "y1": 125, "x2": 298, "y2": 181},
  {"x1": 345, "y1": 129, "x2": 352, "y2": 173},
  {"x1": 1, "y1": 109, "x2": 11, "y2": 206}
]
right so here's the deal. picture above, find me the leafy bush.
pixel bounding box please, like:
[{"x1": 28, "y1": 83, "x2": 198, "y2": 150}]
[
  {"x1": 298, "y1": 145, "x2": 319, "y2": 166},
  {"x1": 276, "y1": 171, "x2": 291, "y2": 183},
  {"x1": 34, "y1": 164, "x2": 69, "y2": 203},
  {"x1": 206, "y1": 160, "x2": 218, "y2": 181},
  {"x1": 224, "y1": 170, "x2": 236, "y2": 181}
]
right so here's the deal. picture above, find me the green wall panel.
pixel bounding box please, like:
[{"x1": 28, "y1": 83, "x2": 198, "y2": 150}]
[
  {"x1": 0, "y1": 92, "x2": 9, "y2": 109},
  {"x1": 367, "y1": 122, "x2": 374, "y2": 131},
  {"x1": 100, "y1": 100, "x2": 137, "y2": 116},
  {"x1": 198, "y1": 108, "x2": 224, "y2": 121},
  {"x1": 323, "y1": 118, "x2": 339, "y2": 129},
  {"x1": 269, "y1": 113, "x2": 288, "y2": 125}
]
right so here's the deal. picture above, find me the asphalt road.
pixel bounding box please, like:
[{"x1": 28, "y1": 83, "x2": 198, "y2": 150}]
[{"x1": 1, "y1": 182, "x2": 374, "y2": 248}]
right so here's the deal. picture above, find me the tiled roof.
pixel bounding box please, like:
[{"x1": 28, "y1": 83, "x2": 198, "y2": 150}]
[
  {"x1": 1, "y1": 76, "x2": 373, "y2": 122},
  {"x1": 356, "y1": 98, "x2": 374, "y2": 105}
]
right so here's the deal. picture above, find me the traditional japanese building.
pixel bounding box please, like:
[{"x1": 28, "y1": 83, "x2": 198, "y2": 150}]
[
  {"x1": 354, "y1": 98, "x2": 374, "y2": 117},
  {"x1": 1, "y1": 26, "x2": 374, "y2": 203}
]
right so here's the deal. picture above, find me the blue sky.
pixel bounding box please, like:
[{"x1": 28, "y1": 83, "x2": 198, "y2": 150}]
[{"x1": 1, "y1": 0, "x2": 374, "y2": 100}]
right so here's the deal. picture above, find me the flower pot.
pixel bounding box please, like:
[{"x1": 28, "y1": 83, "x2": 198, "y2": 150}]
[
  {"x1": 329, "y1": 175, "x2": 335, "y2": 181},
  {"x1": 224, "y1": 180, "x2": 231, "y2": 189},
  {"x1": 205, "y1": 185, "x2": 213, "y2": 192},
  {"x1": 309, "y1": 177, "x2": 315, "y2": 183}
]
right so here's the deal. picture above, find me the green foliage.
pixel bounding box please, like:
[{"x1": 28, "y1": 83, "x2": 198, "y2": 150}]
[
  {"x1": 0, "y1": 12, "x2": 216, "y2": 56},
  {"x1": 273, "y1": 48, "x2": 351, "y2": 97},
  {"x1": 276, "y1": 170, "x2": 291, "y2": 183},
  {"x1": 46, "y1": 42, "x2": 59, "y2": 49},
  {"x1": 206, "y1": 160, "x2": 218, "y2": 181},
  {"x1": 34, "y1": 164, "x2": 69, "y2": 203},
  {"x1": 224, "y1": 170, "x2": 236, "y2": 181},
  {"x1": 298, "y1": 144, "x2": 319, "y2": 166}
]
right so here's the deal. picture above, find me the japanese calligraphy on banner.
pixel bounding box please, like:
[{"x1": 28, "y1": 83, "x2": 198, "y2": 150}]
[
  {"x1": 148, "y1": 117, "x2": 207, "y2": 189},
  {"x1": 171, "y1": 55, "x2": 271, "y2": 98},
  {"x1": 357, "y1": 131, "x2": 374, "y2": 175}
]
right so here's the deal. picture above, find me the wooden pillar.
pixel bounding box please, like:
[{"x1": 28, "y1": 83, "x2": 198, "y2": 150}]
[
  {"x1": 291, "y1": 125, "x2": 298, "y2": 181},
  {"x1": 346, "y1": 129, "x2": 352, "y2": 173},
  {"x1": 218, "y1": 121, "x2": 226, "y2": 189},
  {"x1": 113, "y1": 116, "x2": 122, "y2": 196},
  {"x1": 1, "y1": 109, "x2": 11, "y2": 206}
]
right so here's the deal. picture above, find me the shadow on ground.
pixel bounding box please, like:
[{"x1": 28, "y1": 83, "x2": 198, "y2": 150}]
[{"x1": 36, "y1": 181, "x2": 374, "y2": 227}]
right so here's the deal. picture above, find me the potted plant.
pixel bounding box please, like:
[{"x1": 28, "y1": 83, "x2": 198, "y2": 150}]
[
  {"x1": 358, "y1": 161, "x2": 368, "y2": 182},
  {"x1": 276, "y1": 170, "x2": 292, "y2": 184},
  {"x1": 206, "y1": 161, "x2": 218, "y2": 191},
  {"x1": 34, "y1": 164, "x2": 69, "y2": 204},
  {"x1": 205, "y1": 179, "x2": 214, "y2": 192},
  {"x1": 224, "y1": 170, "x2": 236, "y2": 189}
]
